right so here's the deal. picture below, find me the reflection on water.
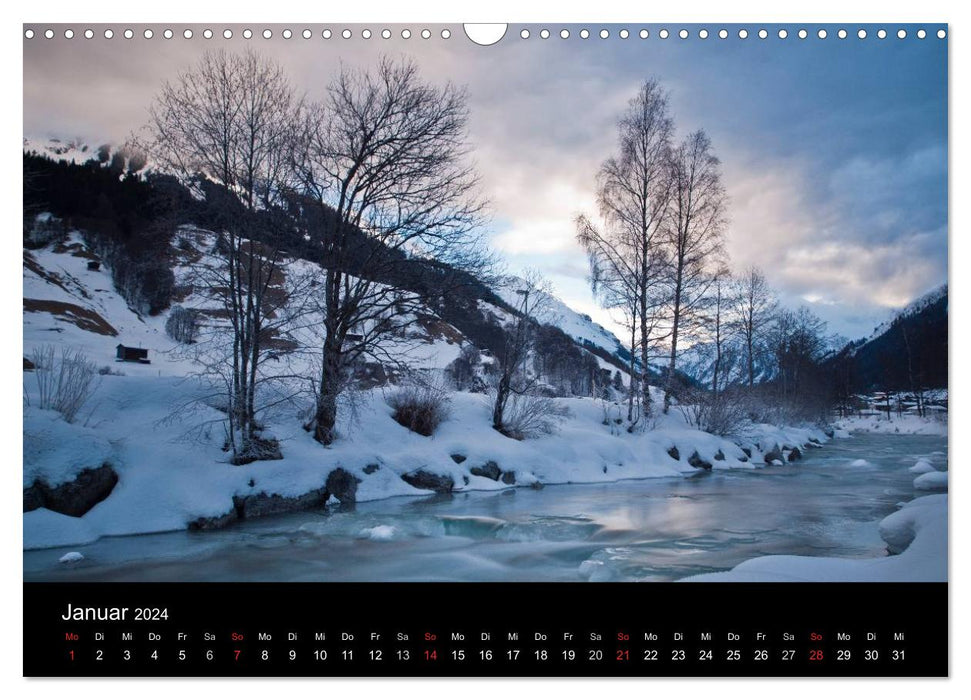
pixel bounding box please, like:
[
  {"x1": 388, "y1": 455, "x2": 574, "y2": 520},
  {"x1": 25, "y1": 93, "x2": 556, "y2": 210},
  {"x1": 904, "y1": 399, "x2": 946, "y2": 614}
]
[{"x1": 24, "y1": 434, "x2": 947, "y2": 582}]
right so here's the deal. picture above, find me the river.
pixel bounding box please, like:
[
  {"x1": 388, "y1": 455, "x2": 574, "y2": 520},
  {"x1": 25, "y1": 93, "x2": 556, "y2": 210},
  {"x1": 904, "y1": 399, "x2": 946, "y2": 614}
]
[{"x1": 23, "y1": 433, "x2": 947, "y2": 582}]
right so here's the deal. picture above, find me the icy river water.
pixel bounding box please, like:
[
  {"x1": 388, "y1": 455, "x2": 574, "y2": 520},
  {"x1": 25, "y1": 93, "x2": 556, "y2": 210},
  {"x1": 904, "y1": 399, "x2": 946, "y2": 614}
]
[{"x1": 24, "y1": 433, "x2": 947, "y2": 582}]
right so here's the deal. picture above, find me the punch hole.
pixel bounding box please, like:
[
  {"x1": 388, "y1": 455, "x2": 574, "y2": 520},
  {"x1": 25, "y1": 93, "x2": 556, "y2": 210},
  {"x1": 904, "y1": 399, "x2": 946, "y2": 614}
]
[
  {"x1": 699, "y1": 29, "x2": 709, "y2": 39},
  {"x1": 463, "y1": 24, "x2": 506, "y2": 46},
  {"x1": 639, "y1": 29, "x2": 648, "y2": 39}
]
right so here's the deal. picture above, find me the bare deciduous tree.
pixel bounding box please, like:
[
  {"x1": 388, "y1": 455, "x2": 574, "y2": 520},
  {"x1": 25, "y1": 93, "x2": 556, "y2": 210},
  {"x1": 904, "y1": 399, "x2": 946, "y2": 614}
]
[
  {"x1": 731, "y1": 266, "x2": 777, "y2": 388},
  {"x1": 295, "y1": 57, "x2": 487, "y2": 445},
  {"x1": 576, "y1": 79, "x2": 674, "y2": 424},
  {"x1": 147, "y1": 50, "x2": 304, "y2": 462},
  {"x1": 662, "y1": 130, "x2": 727, "y2": 412}
]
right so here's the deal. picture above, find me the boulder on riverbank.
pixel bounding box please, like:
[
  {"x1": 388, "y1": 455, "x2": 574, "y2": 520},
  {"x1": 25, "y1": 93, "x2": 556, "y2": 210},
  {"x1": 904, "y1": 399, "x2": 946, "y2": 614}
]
[
  {"x1": 24, "y1": 464, "x2": 118, "y2": 517},
  {"x1": 401, "y1": 469, "x2": 454, "y2": 493}
]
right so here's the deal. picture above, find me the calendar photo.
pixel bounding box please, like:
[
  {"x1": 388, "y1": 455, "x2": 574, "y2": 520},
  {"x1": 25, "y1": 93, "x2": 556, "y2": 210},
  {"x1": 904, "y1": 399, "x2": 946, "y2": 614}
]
[{"x1": 23, "y1": 23, "x2": 947, "y2": 594}]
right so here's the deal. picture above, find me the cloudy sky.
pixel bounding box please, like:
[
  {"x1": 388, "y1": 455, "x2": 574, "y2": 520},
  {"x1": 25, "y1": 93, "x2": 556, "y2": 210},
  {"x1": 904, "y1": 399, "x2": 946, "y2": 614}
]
[{"x1": 24, "y1": 23, "x2": 948, "y2": 341}]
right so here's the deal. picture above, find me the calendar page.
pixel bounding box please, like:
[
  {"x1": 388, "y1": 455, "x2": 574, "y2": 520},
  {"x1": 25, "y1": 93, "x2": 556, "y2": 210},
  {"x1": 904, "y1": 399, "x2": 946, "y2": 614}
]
[{"x1": 22, "y1": 21, "x2": 948, "y2": 677}]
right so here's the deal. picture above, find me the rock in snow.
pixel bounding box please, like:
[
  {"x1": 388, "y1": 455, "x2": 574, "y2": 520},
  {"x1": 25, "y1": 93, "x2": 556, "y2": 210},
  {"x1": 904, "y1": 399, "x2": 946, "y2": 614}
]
[
  {"x1": 913, "y1": 471, "x2": 948, "y2": 491},
  {"x1": 909, "y1": 459, "x2": 936, "y2": 474}
]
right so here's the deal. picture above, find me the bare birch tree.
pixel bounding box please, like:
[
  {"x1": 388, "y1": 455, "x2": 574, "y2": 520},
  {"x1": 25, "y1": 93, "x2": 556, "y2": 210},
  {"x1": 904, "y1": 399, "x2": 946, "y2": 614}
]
[
  {"x1": 576, "y1": 79, "x2": 674, "y2": 423},
  {"x1": 662, "y1": 130, "x2": 727, "y2": 412},
  {"x1": 147, "y1": 50, "x2": 304, "y2": 462},
  {"x1": 295, "y1": 57, "x2": 486, "y2": 445},
  {"x1": 731, "y1": 266, "x2": 777, "y2": 388}
]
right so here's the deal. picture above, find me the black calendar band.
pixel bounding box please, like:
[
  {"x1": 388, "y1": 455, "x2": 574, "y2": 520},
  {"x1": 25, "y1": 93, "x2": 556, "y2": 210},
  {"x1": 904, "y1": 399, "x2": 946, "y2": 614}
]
[{"x1": 24, "y1": 582, "x2": 947, "y2": 677}]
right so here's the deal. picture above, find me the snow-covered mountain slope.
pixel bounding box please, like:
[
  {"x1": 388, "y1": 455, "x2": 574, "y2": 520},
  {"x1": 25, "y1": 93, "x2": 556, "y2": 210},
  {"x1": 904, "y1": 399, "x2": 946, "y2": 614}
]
[
  {"x1": 855, "y1": 283, "x2": 948, "y2": 355},
  {"x1": 23, "y1": 137, "x2": 101, "y2": 164},
  {"x1": 492, "y1": 276, "x2": 631, "y2": 371},
  {"x1": 827, "y1": 283, "x2": 948, "y2": 391}
]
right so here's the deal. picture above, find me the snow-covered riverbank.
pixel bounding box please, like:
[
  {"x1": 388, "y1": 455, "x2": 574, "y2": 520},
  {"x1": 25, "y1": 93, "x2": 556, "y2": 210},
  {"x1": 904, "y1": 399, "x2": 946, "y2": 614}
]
[{"x1": 24, "y1": 376, "x2": 829, "y2": 550}]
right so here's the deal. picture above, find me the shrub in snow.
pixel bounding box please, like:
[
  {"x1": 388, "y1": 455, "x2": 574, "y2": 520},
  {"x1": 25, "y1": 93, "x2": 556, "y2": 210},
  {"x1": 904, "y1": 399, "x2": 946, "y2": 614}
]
[
  {"x1": 387, "y1": 382, "x2": 451, "y2": 437},
  {"x1": 28, "y1": 345, "x2": 99, "y2": 424},
  {"x1": 230, "y1": 434, "x2": 283, "y2": 466},
  {"x1": 496, "y1": 392, "x2": 571, "y2": 440},
  {"x1": 165, "y1": 305, "x2": 200, "y2": 344},
  {"x1": 678, "y1": 386, "x2": 749, "y2": 437}
]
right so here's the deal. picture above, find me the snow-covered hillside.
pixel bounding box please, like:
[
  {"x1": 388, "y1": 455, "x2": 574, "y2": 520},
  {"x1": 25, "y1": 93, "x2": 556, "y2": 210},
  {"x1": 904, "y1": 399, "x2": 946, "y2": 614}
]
[{"x1": 23, "y1": 222, "x2": 835, "y2": 551}]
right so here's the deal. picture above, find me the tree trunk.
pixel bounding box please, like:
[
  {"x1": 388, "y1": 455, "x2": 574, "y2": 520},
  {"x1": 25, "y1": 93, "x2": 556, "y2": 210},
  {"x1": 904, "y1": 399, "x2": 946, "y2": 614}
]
[
  {"x1": 492, "y1": 375, "x2": 510, "y2": 432},
  {"x1": 313, "y1": 333, "x2": 342, "y2": 446},
  {"x1": 664, "y1": 274, "x2": 683, "y2": 414},
  {"x1": 639, "y1": 286, "x2": 652, "y2": 416},
  {"x1": 628, "y1": 325, "x2": 637, "y2": 423}
]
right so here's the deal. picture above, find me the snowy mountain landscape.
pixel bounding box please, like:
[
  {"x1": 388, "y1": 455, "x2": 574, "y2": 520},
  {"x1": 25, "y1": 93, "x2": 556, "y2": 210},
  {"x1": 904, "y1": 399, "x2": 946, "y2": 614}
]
[{"x1": 22, "y1": 48, "x2": 947, "y2": 584}]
